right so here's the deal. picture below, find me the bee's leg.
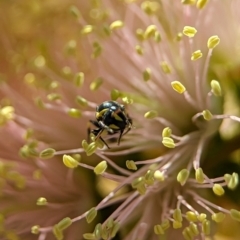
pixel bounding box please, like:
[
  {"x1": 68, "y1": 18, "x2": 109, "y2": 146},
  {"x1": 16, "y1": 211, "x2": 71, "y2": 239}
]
[
  {"x1": 88, "y1": 120, "x2": 100, "y2": 143},
  {"x1": 122, "y1": 120, "x2": 132, "y2": 137},
  {"x1": 87, "y1": 122, "x2": 92, "y2": 143},
  {"x1": 94, "y1": 128, "x2": 111, "y2": 149},
  {"x1": 117, "y1": 129, "x2": 124, "y2": 145},
  {"x1": 98, "y1": 121, "x2": 114, "y2": 134},
  {"x1": 99, "y1": 136, "x2": 110, "y2": 149}
]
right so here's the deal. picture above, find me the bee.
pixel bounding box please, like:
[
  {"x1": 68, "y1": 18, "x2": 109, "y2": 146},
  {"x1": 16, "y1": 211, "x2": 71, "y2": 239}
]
[{"x1": 88, "y1": 101, "x2": 132, "y2": 149}]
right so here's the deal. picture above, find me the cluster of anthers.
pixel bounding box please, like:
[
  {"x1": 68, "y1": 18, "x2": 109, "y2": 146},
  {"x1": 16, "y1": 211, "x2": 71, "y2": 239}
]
[{"x1": 25, "y1": 32, "x2": 240, "y2": 240}]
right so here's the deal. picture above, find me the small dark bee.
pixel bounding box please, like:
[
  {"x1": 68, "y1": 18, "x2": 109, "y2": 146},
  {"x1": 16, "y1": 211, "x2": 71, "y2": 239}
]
[{"x1": 88, "y1": 101, "x2": 132, "y2": 149}]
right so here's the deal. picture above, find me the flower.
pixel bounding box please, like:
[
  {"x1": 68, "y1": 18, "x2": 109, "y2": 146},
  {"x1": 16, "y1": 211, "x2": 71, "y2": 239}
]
[{"x1": 1, "y1": 0, "x2": 240, "y2": 240}]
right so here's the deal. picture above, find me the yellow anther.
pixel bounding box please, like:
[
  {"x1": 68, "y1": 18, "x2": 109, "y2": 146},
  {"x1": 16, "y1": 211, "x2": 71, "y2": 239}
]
[
  {"x1": 211, "y1": 212, "x2": 225, "y2": 223},
  {"x1": 230, "y1": 209, "x2": 240, "y2": 222},
  {"x1": 183, "y1": 26, "x2": 197, "y2": 37},
  {"x1": 63, "y1": 155, "x2": 79, "y2": 168},
  {"x1": 189, "y1": 222, "x2": 199, "y2": 236},
  {"x1": 47, "y1": 93, "x2": 61, "y2": 101},
  {"x1": 31, "y1": 225, "x2": 40, "y2": 234},
  {"x1": 144, "y1": 25, "x2": 157, "y2": 39},
  {"x1": 91, "y1": 42, "x2": 102, "y2": 58},
  {"x1": 131, "y1": 177, "x2": 144, "y2": 189},
  {"x1": 191, "y1": 50, "x2": 203, "y2": 60},
  {"x1": 34, "y1": 55, "x2": 46, "y2": 68},
  {"x1": 135, "y1": 45, "x2": 144, "y2": 55},
  {"x1": 122, "y1": 96, "x2": 133, "y2": 104},
  {"x1": 86, "y1": 208, "x2": 98, "y2": 223},
  {"x1": 197, "y1": 213, "x2": 206, "y2": 222},
  {"x1": 143, "y1": 68, "x2": 151, "y2": 81},
  {"x1": 202, "y1": 110, "x2": 212, "y2": 121},
  {"x1": 57, "y1": 217, "x2": 72, "y2": 231},
  {"x1": 126, "y1": 160, "x2": 137, "y2": 170},
  {"x1": 74, "y1": 72, "x2": 84, "y2": 87},
  {"x1": 207, "y1": 35, "x2": 220, "y2": 49},
  {"x1": 212, "y1": 184, "x2": 225, "y2": 196},
  {"x1": 173, "y1": 208, "x2": 183, "y2": 222},
  {"x1": 136, "y1": 28, "x2": 145, "y2": 41},
  {"x1": 144, "y1": 169, "x2": 155, "y2": 185},
  {"x1": 24, "y1": 73, "x2": 35, "y2": 85},
  {"x1": 93, "y1": 223, "x2": 102, "y2": 238},
  {"x1": 69, "y1": 5, "x2": 81, "y2": 19},
  {"x1": 160, "y1": 61, "x2": 171, "y2": 74},
  {"x1": 94, "y1": 161, "x2": 107, "y2": 175},
  {"x1": 195, "y1": 168, "x2": 204, "y2": 183},
  {"x1": 162, "y1": 127, "x2": 172, "y2": 138},
  {"x1": 171, "y1": 81, "x2": 186, "y2": 94},
  {"x1": 176, "y1": 32, "x2": 183, "y2": 41},
  {"x1": 154, "y1": 170, "x2": 165, "y2": 181},
  {"x1": 210, "y1": 80, "x2": 222, "y2": 96},
  {"x1": 182, "y1": 0, "x2": 196, "y2": 4},
  {"x1": 177, "y1": 169, "x2": 190, "y2": 186},
  {"x1": 65, "y1": 40, "x2": 77, "y2": 55},
  {"x1": 227, "y1": 172, "x2": 239, "y2": 190},
  {"x1": 83, "y1": 233, "x2": 96, "y2": 239},
  {"x1": 144, "y1": 110, "x2": 158, "y2": 119},
  {"x1": 162, "y1": 137, "x2": 175, "y2": 148},
  {"x1": 0, "y1": 106, "x2": 15, "y2": 125},
  {"x1": 36, "y1": 197, "x2": 48, "y2": 206},
  {"x1": 111, "y1": 89, "x2": 120, "y2": 101},
  {"x1": 39, "y1": 148, "x2": 56, "y2": 159},
  {"x1": 173, "y1": 220, "x2": 182, "y2": 229},
  {"x1": 76, "y1": 96, "x2": 88, "y2": 107},
  {"x1": 161, "y1": 220, "x2": 170, "y2": 230},
  {"x1": 196, "y1": 0, "x2": 208, "y2": 9},
  {"x1": 202, "y1": 219, "x2": 211, "y2": 235},
  {"x1": 68, "y1": 108, "x2": 82, "y2": 118},
  {"x1": 81, "y1": 25, "x2": 94, "y2": 35},
  {"x1": 110, "y1": 20, "x2": 124, "y2": 30},
  {"x1": 111, "y1": 221, "x2": 120, "y2": 238},
  {"x1": 90, "y1": 77, "x2": 103, "y2": 90},
  {"x1": 186, "y1": 211, "x2": 198, "y2": 222},
  {"x1": 62, "y1": 66, "x2": 72, "y2": 76},
  {"x1": 141, "y1": 1, "x2": 160, "y2": 15},
  {"x1": 137, "y1": 184, "x2": 146, "y2": 195},
  {"x1": 53, "y1": 225, "x2": 63, "y2": 240},
  {"x1": 154, "y1": 224, "x2": 164, "y2": 235}
]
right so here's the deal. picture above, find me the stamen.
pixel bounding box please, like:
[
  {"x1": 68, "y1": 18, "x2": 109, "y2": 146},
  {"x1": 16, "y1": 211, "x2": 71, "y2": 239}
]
[
  {"x1": 191, "y1": 50, "x2": 203, "y2": 61},
  {"x1": 210, "y1": 79, "x2": 222, "y2": 97},
  {"x1": 94, "y1": 161, "x2": 108, "y2": 175},
  {"x1": 67, "y1": 108, "x2": 82, "y2": 118},
  {"x1": 154, "y1": 224, "x2": 164, "y2": 235},
  {"x1": 110, "y1": 89, "x2": 120, "y2": 100},
  {"x1": 74, "y1": 72, "x2": 84, "y2": 87},
  {"x1": 36, "y1": 197, "x2": 48, "y2": 206},
  {"x1": 81, "y1": 25, "x2": 94, "y2": 35},
  {"x1": 62, "y1": 155, "x2": 79, "y2": 168},
  {"x1": 109, "y1": 20, "x2": 124, "y2": 30},
  {"x1": 39, "y1": 148, "x2": 56, "y2": 159},
  {"x1": 91, "y1": 77, "x2": 104, "y2": 91},
  {"x1": 196, "y1": 0, "x2": 209, "y2": 9},
  {"x1": 86, "y1": 208, "x2": 98, "y2": 223},
  {"x1": 211, "y1": 212, "x2": 226, "y2": 223},
  {"x1": 57, "y1": 217, "x2": 72, "y2": 231},
  {"x1": 69, "y1": 5, "x2": 81, "y2": 19},
  {"x1": 177, "y1": 169, "x2": 190, "y2": 186},
  {"x1": 182, "y1": 26, "x2": 197, "y2": 38},
  {"x1": 143, "y1": 68, "x2": 151, "y2": 81}
]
